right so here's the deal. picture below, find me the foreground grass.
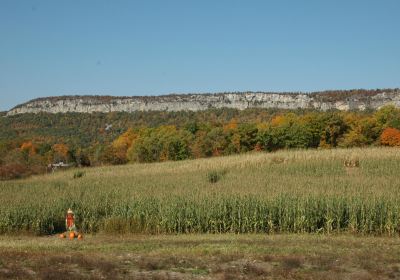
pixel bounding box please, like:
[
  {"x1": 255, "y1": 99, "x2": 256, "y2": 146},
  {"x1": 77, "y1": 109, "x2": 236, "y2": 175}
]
[
  {"x1": 1, "y1": 147, "x2": 400, "y2": 235},
  {"x1": 1, "y1": 234, "x2": 399, "y2": 279}
]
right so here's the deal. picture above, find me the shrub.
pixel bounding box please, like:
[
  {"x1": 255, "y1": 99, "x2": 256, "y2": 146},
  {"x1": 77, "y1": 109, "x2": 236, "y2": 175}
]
[{"x1": 0, "y1": 164, "x2": 30, "y2": 180}]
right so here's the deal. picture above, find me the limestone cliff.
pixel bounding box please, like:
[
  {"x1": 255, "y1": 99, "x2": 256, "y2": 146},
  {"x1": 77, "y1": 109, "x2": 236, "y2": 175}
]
[{"x1": 6, "y1": 90, "x2": 400, "y2": 115}]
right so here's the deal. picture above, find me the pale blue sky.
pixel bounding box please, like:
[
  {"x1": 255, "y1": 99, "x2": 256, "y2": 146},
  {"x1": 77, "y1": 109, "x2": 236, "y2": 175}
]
[{"x1": 1, "y1": 0, "x2": 399, "y2": 111}]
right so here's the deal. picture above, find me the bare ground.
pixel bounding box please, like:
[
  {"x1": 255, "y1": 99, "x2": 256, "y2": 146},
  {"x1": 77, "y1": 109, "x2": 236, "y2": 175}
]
[{"x1": 0, "y1": 234, "x2": 400, "y2": 279}]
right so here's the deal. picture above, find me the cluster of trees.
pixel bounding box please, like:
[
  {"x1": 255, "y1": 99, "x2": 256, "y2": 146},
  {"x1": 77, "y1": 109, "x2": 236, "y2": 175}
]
[
  {"x1": 1, "y1": 105, "x2": 400, "y2": 179},
  {"x1": 0, "y1": 139, "x2": 91, "y2": 180},
  {"x1": 101, "y1": 105, "x2": 400, "y2": 164}
]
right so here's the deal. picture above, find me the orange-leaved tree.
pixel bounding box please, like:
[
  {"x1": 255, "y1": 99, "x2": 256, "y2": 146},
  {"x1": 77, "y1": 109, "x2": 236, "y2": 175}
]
[
  {"x1": 20, "y1": 141, "x2": 37, "y2": 156},
  {"x1": 380, "y1": 127, "x2": 400, "y2": 146},
  {"x1": 223, "y1": 118, "x2": 238, "y2": 132},
  {"x1": 52, "y1": 143, "x2": 69, "y2": 162}
]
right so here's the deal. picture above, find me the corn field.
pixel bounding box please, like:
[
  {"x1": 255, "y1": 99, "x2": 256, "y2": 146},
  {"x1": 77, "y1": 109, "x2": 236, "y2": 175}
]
[{"x1": 1, "y1": 147, "x2": 400, "y2": 235}]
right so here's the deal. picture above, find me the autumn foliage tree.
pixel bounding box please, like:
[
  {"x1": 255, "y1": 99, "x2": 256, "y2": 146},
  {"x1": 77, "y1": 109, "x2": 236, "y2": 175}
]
[
  {"x1": 127, "y1": 126, "x2": 192, "y2": 163},
  {"x1": 19, "y1": 141, "x2": 38, "y2": 164},
  {"x1": 20, "y1": 141, "x2": 37, "y2": 156},
  {"x1": 112, "y1": 128, "x2": 138, "y2": 163},
  {"x1": 51, "y1": 143, "x2": 69, "y2": 163},
  {"x1": 380, "y1": 127, "x2": 400, "y2": 146},
  {"x1": 319, "y1": 113, "x2": 348, "y2": 148}
]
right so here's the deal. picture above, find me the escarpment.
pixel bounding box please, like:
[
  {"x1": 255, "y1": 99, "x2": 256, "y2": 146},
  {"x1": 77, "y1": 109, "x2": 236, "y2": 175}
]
[{"x1": 6, "y1": 89, "x2": 400, "y2": 115}]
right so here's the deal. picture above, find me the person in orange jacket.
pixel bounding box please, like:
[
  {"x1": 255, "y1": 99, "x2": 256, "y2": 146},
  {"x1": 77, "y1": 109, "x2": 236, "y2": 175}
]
[{"x1": 65, "y1": 208, "x2": 77, "y2": 233}]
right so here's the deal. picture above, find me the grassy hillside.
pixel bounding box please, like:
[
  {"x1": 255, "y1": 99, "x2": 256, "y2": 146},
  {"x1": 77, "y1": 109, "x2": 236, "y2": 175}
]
[{"x1": 1, "y1": 147, "x2": 400, "y2": 235}]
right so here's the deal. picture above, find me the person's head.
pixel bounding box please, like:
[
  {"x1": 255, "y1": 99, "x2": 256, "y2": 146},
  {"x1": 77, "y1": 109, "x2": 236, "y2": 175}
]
[{"x1": 67, "y1": 208, "x2": 74, "y2": 217}]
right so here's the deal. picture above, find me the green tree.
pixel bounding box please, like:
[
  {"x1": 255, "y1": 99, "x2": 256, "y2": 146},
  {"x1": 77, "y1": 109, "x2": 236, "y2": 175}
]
[
  {"x1": 319, "y1": 113, "x2": 348, "y2": 148},
  {"x1": 374, "y1": 105, "x2": 400, "y2": 129}
]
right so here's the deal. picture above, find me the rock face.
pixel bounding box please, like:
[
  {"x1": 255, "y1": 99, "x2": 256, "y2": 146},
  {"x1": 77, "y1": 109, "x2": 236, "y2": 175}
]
[{"x1": 6, "y1": 90, "x2": 400, "y2": 115}]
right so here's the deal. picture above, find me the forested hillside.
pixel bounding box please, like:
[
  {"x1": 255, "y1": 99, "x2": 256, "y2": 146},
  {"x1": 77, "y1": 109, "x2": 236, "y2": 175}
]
[{"x1": 1, "y1": 106, "x2": 400, "y2": 180}]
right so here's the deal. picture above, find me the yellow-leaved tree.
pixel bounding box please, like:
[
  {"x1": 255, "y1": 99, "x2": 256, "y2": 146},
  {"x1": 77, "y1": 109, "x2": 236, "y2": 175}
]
[{"x1": 112, "y1": 128, "x2": 138, "y2": 163}]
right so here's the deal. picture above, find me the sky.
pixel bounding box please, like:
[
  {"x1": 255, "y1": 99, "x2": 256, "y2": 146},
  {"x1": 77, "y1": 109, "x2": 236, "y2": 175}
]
[{"x1": 0, "y1": 0, "x2": 399, "y2": 111}]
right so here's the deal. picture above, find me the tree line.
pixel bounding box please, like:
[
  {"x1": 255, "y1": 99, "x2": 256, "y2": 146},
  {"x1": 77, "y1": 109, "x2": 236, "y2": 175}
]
[{"x1": 1, "y1": 105, "x2": 400, "y2": 179}]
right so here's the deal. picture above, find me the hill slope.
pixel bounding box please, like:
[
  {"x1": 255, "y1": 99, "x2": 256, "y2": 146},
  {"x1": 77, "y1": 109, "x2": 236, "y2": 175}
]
[{"x1": 1, "y1": 147, "x2": 400, "y2": 235}]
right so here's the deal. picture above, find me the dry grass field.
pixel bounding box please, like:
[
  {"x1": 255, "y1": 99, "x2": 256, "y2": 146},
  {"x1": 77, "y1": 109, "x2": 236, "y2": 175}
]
[
  {"x1": 1, "y1": 147, "x2": 400, "y2": 235},
  {"x1": 1, "y1": 234, "x2": 400, "y2": 279},
  {"x1": 1, "y1": 147, "x2": 400, "y2": 279}
]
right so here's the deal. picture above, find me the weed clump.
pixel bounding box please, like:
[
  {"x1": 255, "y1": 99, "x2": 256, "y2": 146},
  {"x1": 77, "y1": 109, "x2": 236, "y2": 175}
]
[
  {"x1": 207, "y1": 170, "x2": 226, "y2": 183},
  {"x1": 73, "y1": 171, "x2": 85, "y2": 179},
  {"x1": 281, "y1": 257, "x2": 303, "y2": 270}
]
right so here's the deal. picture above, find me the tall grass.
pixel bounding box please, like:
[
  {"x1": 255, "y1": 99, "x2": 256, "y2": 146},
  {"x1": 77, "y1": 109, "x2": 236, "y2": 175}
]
[{"x1": 1, "y1": 147, "x2": 400, "y2": 235}]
